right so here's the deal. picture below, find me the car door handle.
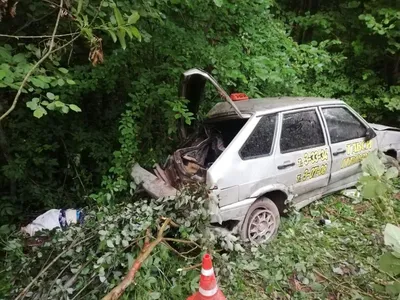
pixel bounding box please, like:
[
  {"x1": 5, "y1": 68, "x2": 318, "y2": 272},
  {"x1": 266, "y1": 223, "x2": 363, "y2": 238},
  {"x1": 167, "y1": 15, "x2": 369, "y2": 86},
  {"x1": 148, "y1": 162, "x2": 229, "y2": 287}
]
[
  {"x1": 333, "y1": 149, "x2": 346, "y2": 156},
  {"x1": 277, "y1": 162, "x2": 295, "y2": 170}
]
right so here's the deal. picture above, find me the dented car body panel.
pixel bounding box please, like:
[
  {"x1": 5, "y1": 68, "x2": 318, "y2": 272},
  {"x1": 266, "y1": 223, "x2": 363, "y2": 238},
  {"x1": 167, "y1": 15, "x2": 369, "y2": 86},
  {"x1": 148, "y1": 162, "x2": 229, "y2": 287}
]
[
  {"x1": 370, "y1": 123, "x2": 400, "y2": 160},
  {"x1": 132, "y1": 68, "x2": 400, "y2": 224}
]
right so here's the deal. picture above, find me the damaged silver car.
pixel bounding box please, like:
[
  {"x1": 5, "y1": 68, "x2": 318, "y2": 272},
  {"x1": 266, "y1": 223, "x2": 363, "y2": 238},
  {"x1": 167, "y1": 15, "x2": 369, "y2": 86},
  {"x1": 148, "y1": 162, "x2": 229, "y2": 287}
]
[{"x1": 132, "y1": 68, "x2": 400, "y2": 243}]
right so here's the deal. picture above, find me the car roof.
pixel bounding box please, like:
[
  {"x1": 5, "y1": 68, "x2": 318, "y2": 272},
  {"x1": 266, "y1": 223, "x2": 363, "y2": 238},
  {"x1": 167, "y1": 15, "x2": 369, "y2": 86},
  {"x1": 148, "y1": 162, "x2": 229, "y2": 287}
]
[{"x1": 207, "y1": 96, "x2": 344, "y2": 119}]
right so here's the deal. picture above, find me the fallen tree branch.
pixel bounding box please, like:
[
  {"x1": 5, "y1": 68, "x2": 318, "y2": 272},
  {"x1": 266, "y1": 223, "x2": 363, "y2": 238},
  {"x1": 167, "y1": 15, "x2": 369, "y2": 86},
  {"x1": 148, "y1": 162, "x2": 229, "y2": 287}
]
[
  {"x1": 102, "y1": 219, "x2": 172, "y2": 300},
  {"x1": 0, "y1": 0, "x2": 64, "y2": 122},
  {"x1": 14, "y1": 233, "x2": 93, "y2": 300},
  {"x1": 102, "y1": 218, "x2": 202, "y2": 300},
  {"x1": 0, "y1": 32, "x2": 79, "y2": 39}
]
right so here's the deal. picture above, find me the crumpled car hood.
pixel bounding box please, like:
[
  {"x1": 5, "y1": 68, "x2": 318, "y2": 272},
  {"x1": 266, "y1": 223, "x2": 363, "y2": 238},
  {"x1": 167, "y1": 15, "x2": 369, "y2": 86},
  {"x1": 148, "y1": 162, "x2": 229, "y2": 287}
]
[{"x1": 369, "y1": 123, "x2": 400, "y2": 131}]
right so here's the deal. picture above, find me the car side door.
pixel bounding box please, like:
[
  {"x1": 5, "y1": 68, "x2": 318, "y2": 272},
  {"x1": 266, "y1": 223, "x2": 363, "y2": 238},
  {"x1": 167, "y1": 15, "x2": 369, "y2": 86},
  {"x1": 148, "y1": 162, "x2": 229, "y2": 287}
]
[
  {"x1": 320, "y1": 105, "x2": 378, "y2": 192},
  {"x1": 275, "y1": 108, "x2": 331, "y2": 198}
]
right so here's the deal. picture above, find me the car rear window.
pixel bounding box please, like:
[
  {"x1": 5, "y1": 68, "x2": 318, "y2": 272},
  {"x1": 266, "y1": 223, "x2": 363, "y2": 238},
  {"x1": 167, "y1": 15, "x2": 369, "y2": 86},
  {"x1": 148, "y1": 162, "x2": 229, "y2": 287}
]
[
  {"x1": 322, "y1": 107, "x2": 366, "y2": 143},
  {"x1": 280, "y1": 110, "x2": 325, "y2": 153},
  {"x1": 240, "y1": 114, "x2": 277, "y2": 159}
]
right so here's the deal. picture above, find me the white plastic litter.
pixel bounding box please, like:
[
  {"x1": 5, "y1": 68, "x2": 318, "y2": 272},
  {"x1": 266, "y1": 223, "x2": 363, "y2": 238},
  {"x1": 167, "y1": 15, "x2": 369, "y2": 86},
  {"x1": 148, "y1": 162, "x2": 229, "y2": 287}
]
[
  {"x1": 341, "y1": 189, "x2": 361, "y2": 202},
  {"x1": 21, "y1": 209, "x2": 78, "y2": 236}
]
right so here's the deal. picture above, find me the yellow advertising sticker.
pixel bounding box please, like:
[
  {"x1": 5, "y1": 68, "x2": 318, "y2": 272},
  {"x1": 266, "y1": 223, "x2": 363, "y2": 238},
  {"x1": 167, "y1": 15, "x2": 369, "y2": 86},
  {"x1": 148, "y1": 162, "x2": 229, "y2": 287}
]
[
  {"x1": 341, "y1": 140, "x2": 373, "y2": 169},
  {"x1": 296, "y1": 163, "x2": 328, "y2": 183},
  {"x1": 297, "y1": 148, "x2": 329, "y2": 168}
]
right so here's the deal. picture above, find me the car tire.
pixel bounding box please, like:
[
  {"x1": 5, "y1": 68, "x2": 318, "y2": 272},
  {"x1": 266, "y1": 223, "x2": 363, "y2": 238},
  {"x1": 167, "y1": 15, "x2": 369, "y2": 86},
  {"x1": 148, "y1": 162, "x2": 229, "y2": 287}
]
[{"x1": 240, "y1": 197, "x2": 280, "y2": 244}]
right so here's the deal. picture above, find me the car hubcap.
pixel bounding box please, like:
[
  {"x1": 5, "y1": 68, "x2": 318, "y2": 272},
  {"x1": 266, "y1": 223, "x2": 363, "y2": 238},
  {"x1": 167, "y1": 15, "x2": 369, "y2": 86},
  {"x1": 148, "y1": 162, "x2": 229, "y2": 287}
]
[{"x1": 248, "y1": 209, "x2": 276, "y2": 243}]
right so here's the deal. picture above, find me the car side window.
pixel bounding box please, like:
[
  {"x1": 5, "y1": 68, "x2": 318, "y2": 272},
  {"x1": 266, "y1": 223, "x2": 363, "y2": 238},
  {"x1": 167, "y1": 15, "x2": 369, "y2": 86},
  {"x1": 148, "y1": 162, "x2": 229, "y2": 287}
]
[
  {"x1": 322, "y1": 107, "x2": 367, "y2": 144},
  {"x1": 280, "y1": 110, "x2": 325, "y2": 153},
  {"x1": 240, "y1": 114, "x2": 277, "y2": 159}
]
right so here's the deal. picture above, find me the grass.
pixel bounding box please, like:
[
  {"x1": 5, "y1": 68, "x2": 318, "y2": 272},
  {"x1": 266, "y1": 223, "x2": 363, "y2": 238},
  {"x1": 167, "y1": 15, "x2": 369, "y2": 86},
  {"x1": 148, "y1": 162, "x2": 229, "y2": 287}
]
[
  {"x1": 221, "y1": 194, "x2": 400, "y2": 300},
  {"x1": 2, "y1": 188, "x2": 399, "y2": 299}
]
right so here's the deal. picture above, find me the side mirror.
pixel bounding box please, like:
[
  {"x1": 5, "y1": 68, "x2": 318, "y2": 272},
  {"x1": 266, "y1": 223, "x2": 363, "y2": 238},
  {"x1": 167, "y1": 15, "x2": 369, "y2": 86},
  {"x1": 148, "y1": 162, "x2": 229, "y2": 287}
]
[{"x1": 365, "y1": 127, "x2": 376, "y2": 141}]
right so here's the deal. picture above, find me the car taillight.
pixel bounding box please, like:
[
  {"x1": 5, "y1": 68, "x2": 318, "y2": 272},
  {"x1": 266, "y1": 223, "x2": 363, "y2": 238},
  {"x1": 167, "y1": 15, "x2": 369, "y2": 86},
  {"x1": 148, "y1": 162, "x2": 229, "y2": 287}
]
[{"x1": 230, "y1": 93, "x2": 249, "y2": 101}]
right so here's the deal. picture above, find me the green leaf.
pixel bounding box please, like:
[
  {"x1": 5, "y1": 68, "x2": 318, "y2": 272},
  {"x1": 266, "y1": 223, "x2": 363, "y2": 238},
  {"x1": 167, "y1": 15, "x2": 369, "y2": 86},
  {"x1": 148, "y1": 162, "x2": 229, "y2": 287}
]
[
  {"x1": 107, "y1": 240, "x2": 114, "y2": 248},
  {"x1": 128, "y1": 11, "x2": 140, "y2": 24},
  {"x1": 41, "y1": 101, "x2": 49, "y2": 106},
  {"x1": 58, "y1": 67, "x2": 68, "y2": 74},
  {"x1": 77, "y1": 0, "x2": 83, "y2": 14},
  {"x1": 0, "y1": 47, "x2": 12, "y2": 61},
  {"x1": 213, "y1": 0, "x2": 223, "y2": 7},
  {"x1": 385, "y1": 167, "x2": 399, "y2": 180},
  {"x1": 30, "y1": 77, "x2": 45, "y2": 89},
  {"x1": 33, "y1": 106, "x2": 47, "y2": 119},
  {"x1": 127, "y1": 253, "x2": 134, "y2": 268},
  {"x1": 26, "y1": 98, "x2": 39, "y2": 110},
  {"x1": 57, "y1": 78, "x2": 65, "y2": 86},
  {"x1": 46, "y1": 92, "x2": 55, "y2": 100},
  {"x1": 107, "y1": 30, "x2": 118, "y2": 43},
  {"x1": 46, "y1": 102, "x2": 55, "y2": 111},
  {"x1": 113, "y1": 6, "x2": 124, "y2": 26},
  {"x1": 384, "y1": 224, "x2": 400, "y2": 253},
  {"x1": 125, "y1": 27, "x2": 133, "y2": 39},
  {"x1": 38, "y1": 75, "x2": 52, "y2": 83},
  {"x1": 12, "y1": 53, "x2": 26, "y2": 63},
  {"x1": 241, "y1": 261, "x2": 259, "y2": 271},
  {"x1": 379, "y1": 252, "x2": 400, "y2": 276},
  {"x1": 130, "y1": 26, "x2": 141, "y2": 41},
  {"x1": 0, "y1": 224, "x2": 11, "y2": 235},
  {"x1": 69, "y1": 104, "x2": 82, "y2": 112},
  {"x1": 149, "y1": 292, "x2": 161, "y2": 299},
  {"x1": 361, "y1": 180, "x2": 386, "y2": 198},
  {"x1": 385, "y1": 282, "x2": 400, "y2": 296},
  {"x1": 361, "y1": 153, "x2": 385, "y2": 177},
  {"x1": 54, "y1": 101, "x2": 64, "y2": 108},
  {"x1": 116, "y1": 29, "x2": 127, "y2": 50},
  {"x1": 0, "y1": 69, "x2": 6, "y2": 80},
  {"x1": 62, "y1": 106, "x2": 70, "y2": 114},
  {"x1": 66, "y1": 79, "x2": 76, "y2": 85}
]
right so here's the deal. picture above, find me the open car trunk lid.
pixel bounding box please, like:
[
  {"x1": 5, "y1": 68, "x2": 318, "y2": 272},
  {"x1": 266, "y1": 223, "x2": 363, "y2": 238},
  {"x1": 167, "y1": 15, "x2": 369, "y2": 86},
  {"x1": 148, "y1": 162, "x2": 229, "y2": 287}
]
[{"x1": 180, "y1": 68, "x2": 245, "y2": 119}]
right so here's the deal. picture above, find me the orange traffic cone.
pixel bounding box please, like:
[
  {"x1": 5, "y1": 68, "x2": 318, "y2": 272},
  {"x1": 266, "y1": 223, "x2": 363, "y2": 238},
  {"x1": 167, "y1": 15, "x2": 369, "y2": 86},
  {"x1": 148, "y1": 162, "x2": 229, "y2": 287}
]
[{"x1": 187, "y1": 253, "x2": 227, "y2": 300}]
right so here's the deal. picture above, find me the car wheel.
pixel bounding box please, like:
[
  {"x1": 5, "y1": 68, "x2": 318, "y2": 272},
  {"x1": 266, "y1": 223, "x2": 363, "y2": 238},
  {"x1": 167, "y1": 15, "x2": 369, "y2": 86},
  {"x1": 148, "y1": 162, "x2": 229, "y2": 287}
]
[{"x1": 240, "y1": 197, "x2": 280, "y2": 244}]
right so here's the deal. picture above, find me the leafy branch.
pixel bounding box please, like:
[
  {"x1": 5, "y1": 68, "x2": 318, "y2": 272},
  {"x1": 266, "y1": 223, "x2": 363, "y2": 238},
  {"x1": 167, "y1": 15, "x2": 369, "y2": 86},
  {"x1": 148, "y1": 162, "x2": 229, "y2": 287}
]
[
  {"x1": 102, "y1": 217, "x2": 200, "y2": 300},
  {"x1": 0, "y1": 32, "x2": 79, "y2": 39},
  {"x1": 0, "y1": 0, "x2": 64, "y2": 122}
]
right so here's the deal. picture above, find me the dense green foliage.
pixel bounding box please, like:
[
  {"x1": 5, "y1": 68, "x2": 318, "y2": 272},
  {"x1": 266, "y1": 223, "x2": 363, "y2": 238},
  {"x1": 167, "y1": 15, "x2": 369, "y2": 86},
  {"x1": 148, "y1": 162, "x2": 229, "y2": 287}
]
[
  {"x1": 0, "y1": 0, "x2": 398, "y2": 217},
  {"x1": 279, "y1": 0, "x2": 400, "y2": 119},
  {"x1": 1, "y1": 171, "x2": 399, "y2": 299},
  {"x1": 0, "y1": 0, "x2": 399, "y2": 298}
]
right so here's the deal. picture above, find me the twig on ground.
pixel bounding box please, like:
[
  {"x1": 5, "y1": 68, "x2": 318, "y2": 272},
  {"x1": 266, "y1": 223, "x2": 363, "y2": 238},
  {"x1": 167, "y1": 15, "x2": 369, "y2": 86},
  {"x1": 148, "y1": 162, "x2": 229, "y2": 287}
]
[
  {"x1": 162, "y1": 241, "x2": 190, "y2": 259},
  {"x1": 177, "y1": 263, "x2": 202, "y2": 272},
  {"x1": 163, "y1": 237, "x2": 201, "y2": 248},
  {"x1": 367, "y1": 262, "x2": 400, "y2": 284},
  {"x1": 64, "y1": 260, "x2": 91, "y2": 289},
  {"x1": 160, "y1": 216, "x2": 179, "y2": 227},
  {"x1": 15, "y1": 230, "x2": 83, "y2": 300},
  {"x1": 71, "y1": 275, "x2": 96, "y2": 300},
  {"x1": 313, "y1": 269, "x2": 383, "y2": 300},
  {"x1": 46, "y1": 261, "x2": 73, "y2": 299}
]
